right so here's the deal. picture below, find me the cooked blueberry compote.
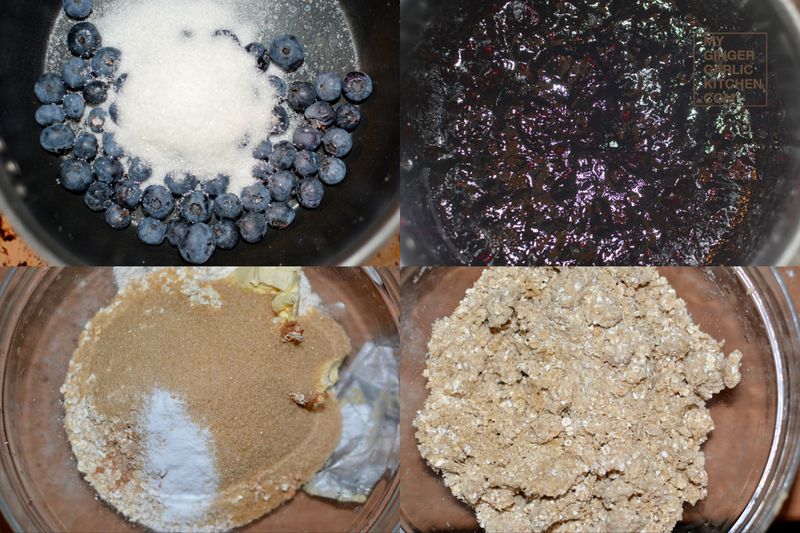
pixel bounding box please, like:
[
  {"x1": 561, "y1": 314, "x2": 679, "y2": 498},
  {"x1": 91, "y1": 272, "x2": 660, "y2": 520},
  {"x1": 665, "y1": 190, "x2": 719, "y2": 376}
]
[{"x1": 404, "y1": 0, "x2": 784, "y2": 265}]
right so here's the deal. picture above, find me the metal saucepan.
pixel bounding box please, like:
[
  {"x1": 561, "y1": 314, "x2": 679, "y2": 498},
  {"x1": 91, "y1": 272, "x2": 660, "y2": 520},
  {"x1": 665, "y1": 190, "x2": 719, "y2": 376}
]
[
  {"x1": 400, "y1": 0, "x2": 800, "y2": 266},
  {"x1": 0, "y1": 0, "x2": 398, "y2": 265}
]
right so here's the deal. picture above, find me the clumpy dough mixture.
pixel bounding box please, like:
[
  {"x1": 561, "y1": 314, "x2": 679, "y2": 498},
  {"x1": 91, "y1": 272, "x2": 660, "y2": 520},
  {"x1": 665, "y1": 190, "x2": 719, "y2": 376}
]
[
  {"x1": 415, "y1": 268, "x2": 742, "y2": 532},
  {"x1": 62, "y1": 269, "x2": 351, "y2": 531}
]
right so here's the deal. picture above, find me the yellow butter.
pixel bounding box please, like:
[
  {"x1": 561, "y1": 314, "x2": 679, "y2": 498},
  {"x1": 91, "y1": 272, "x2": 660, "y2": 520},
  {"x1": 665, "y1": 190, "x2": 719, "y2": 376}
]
[{"x1": 229, "y1": 267, "x2": 301, "y2": 320}]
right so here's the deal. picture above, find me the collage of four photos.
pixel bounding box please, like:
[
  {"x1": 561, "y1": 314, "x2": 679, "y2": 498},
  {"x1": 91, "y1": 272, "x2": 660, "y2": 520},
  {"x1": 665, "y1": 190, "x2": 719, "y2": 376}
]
[{"x1": 2, "y1": 0, "x2": 800, "y2": 532}]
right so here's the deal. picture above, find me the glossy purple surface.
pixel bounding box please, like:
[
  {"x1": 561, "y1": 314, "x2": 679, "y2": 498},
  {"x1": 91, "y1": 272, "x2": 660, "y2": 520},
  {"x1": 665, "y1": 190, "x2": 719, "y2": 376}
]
[{"x1": 405, "y1": 0, "x2": 784, "y2": 265}]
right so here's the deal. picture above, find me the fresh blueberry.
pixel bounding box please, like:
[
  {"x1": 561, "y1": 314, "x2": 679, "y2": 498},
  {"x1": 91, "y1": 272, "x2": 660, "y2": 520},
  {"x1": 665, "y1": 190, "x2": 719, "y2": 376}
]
[
  {"x1": 102, "y1": 132, "x2": 124, "y2": 157},
  {"x1": 87, "y1": 108, "x2": 106, "y2": 133},
  {"x1": 237, "y1": 211, "x2": 268, "y2": 243},
  {"x1": 241, "y1": 182, "x2": 271, "y2": 212},
  {"x1": 304, "y1": 101, "x2": 335, "y2": 129},
  {"x1": 245, "y1": 42, "x2": 269, "y2": 70},
  {"x1": 115, "y1": 73, "x2": 128, "y2": 93},
  {"x1": 269, "y1": 140, "x2": 297, "y2": 170},
  {"x1": 265, "y1": 202, "x2": 296, "y2": 229},
  {"x1": 287, "y1": 81, "x2": 316, "y2": 112},
  {"x1": 268, "y1": 75, "x2": 287, "y2": 100},
  {"x1": 298, "y1": 178, "x2": 324, "y2": 209},
  {"x1": 113, "y1": 179, "x2": 141, "y2": 208},
  {"x1": 245, "y1": 41, "x2": 265, "y2": 56},
  {"x1": 213, "y1": 29, "x2": 241, "y2": 45},
  {"x1": 252, "y1": 139, "x2": 273, "y2": 160},
  {"x1": 128, "y1": 157, "x2": 152, "y2": 182},
  {"x1": 137, "y1": 217, "x2": 167, "y2": 246},
  {"x1": 319, "y1": 156, "x2": 347, "y2": 185},
  {"x1": 252, "y1": 160, "x2": 276, "y2": 180},
  {"x1": 35, "y1": 104, "x2": 66, "y2": 127},
  {"x1": 214, "y1": 192, "x2": 243, "y2": 219},
  {"x1": 335, "y1": 103, "x2": 361, "y2": 131},
  {"x1": 63, "y1": 93, "x2": 85, "y2": 120},
  {"x1": 84, "y1": 181, "x2": 112, "y2": 211},
  {"x1": 271, "y1": 106, "x2": 288, "y2": 135},
  {"x1": 179, "y1": 223, "x2": 215, "y2": 264},
  {"x1": 63, "y1": 58, "x2": 91, "y2": 90},
  {"x1": 109, "y1": 102, "x2": 120, "y2": 123},
  {"x1": 269, "y1": 35, "x2": 304, "y2": 72},
  {"x1": 40, "y1": 123, "x2": 74, "y2": 153},
  {"x1": 91, "y1": 47, "x2": 122, "y2": 78},
  {"x1": 293, "y1": 125, "x2": 322, "y2": 151},
  {"x1": 294, "y1": 150, "x2": 320, "y2": 177},
  {"x1": 83, "y1": 80, "x2": 108, "y2": 105},
  {"x1": 212, "y1": 219, "x2": 239, "y2": 250},
  {"x1": 202, "y1": 174, "x2": 229, "y2": 197},
  {"x1": 267, "y1": 171, "x2": 295, "y2": 202},
  {"x1": 35, "y1": 73, "x2": 65, "y2": 104},
  {"x1": 165, "y1": 172, "x2": 198, "y2": 195},
  {"x1": 322, "y1": 127, "x2": 352, "y2": 157},
  {"x1": 59, "y1": 158, "x2": 93, "y2": 193},
  {"x1": 73, "y1": 132, "x2": 98, "y2": 160},
  {"x1": 104, "y1": 203, "x2": 131, "y2": 230},
  {"x1": 180, "y1": 190, "x2": 212, "y2": 223},
  {"x1": 67, "y1": 22, "x2": 102, "y2": 59},
  {"x1": 63, "y1": 0, "x2": 92, "y2": 19},
  {"x1": 142, "y1": 185, "x2": 175, "y2": 219},
  {"x1": 167, "y1": 219, "x2": 189, "y2": 247},
  {"x1": 342, "y1": 72, "x2": 373, "y2": 103},
  {"x1": 315, "y1": 72, "x2": 342, "y2": 102},
  {"x1": 93, "y1": 156, "x2": 124, "y2": 183}
]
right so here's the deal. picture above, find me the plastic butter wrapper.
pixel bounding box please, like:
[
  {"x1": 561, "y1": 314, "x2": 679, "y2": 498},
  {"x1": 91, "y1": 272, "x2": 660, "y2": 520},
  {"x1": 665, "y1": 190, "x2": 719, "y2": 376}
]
[
  {"x1": 305, "y1": 341, "x2": 400, "y2": 503},
  {"x1": 229, "y1": 267, "x2": 301, "y2": 320}
]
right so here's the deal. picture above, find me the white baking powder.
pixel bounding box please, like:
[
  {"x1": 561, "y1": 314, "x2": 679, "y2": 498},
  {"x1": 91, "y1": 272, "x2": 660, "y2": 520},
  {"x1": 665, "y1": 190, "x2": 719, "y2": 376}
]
[{"x1": 142, "y1": 388, "x2": 219, "y2": 528}]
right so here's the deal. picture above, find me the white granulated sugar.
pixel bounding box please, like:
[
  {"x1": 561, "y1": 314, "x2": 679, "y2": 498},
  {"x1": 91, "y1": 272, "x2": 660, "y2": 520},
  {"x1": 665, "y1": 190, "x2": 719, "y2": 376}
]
[
  {"x1": 97, "y1": 0, "x2": 277, "y2": 194},
  {"x1": 142, "y1": 389, "x2": 219, "y2": 528}
]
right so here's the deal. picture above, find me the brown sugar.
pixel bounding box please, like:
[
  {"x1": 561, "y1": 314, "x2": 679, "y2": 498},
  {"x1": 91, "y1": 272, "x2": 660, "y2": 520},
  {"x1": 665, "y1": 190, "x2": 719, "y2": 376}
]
[{"x1": 62, "y1": 269, "x2": 351, "y2": 531}]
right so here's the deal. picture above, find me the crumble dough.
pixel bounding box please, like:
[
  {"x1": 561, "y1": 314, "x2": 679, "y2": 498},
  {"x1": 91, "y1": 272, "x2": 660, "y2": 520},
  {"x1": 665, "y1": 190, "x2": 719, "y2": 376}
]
[{"x1": 414, "y1": 268, "x2": 742, "y2": 532}]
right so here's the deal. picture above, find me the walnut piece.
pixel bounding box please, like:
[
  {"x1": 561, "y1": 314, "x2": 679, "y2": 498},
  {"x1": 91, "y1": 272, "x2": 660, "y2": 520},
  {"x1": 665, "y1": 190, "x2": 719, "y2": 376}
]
[
  {"x1": 289, "y1": 391, "x2": 328, "y2": 410},
  {"x1": 280, "y1": 321, "x2": 304, "y2": 344}
]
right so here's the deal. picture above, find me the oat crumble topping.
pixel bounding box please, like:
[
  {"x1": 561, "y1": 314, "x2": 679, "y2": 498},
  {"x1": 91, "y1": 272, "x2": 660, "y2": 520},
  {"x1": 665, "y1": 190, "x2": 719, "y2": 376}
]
[{"x1": 414, "y1": 268, "x2": 741, "y2": 532}]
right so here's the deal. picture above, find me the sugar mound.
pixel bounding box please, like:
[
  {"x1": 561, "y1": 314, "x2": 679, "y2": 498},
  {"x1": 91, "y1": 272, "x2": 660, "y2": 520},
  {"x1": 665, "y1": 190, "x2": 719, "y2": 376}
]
[{"x1": 97, "y1": 0, "x2": 277, "y2": 194}]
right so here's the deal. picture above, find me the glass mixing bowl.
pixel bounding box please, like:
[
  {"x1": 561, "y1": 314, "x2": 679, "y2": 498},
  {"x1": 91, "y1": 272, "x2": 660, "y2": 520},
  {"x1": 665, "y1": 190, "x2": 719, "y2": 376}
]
[
  {"x1": 0, "y1": 267, "x2": 399, "y2": 532},
  {"x1": 400, "y1": 267, "x2": 800, "y2": 532}
]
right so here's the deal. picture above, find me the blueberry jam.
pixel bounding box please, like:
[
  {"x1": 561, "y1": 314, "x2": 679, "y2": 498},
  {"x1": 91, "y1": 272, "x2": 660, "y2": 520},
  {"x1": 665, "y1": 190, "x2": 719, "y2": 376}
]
[{"x1": 404, "y1": 0, "x2": 784, "y2": 265}]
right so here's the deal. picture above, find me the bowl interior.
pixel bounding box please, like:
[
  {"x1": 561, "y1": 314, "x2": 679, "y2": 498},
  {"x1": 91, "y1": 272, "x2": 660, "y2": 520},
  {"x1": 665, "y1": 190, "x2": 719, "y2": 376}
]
[
  {"x1": 0, "y1": 0, "x2": 398, "y2": 265},
  {"x1": 0, "y1": 267, "x2": 399, "y2": 532},
  {"x1": 400, "y1": 267, "x2": 782, "y2": 532}
]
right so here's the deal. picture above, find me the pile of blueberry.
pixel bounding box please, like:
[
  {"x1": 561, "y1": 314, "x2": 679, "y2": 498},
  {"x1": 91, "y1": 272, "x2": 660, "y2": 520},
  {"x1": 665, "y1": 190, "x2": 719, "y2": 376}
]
[{"x1": 34, "y1": 0, "x2": 373, "y2": 264}]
